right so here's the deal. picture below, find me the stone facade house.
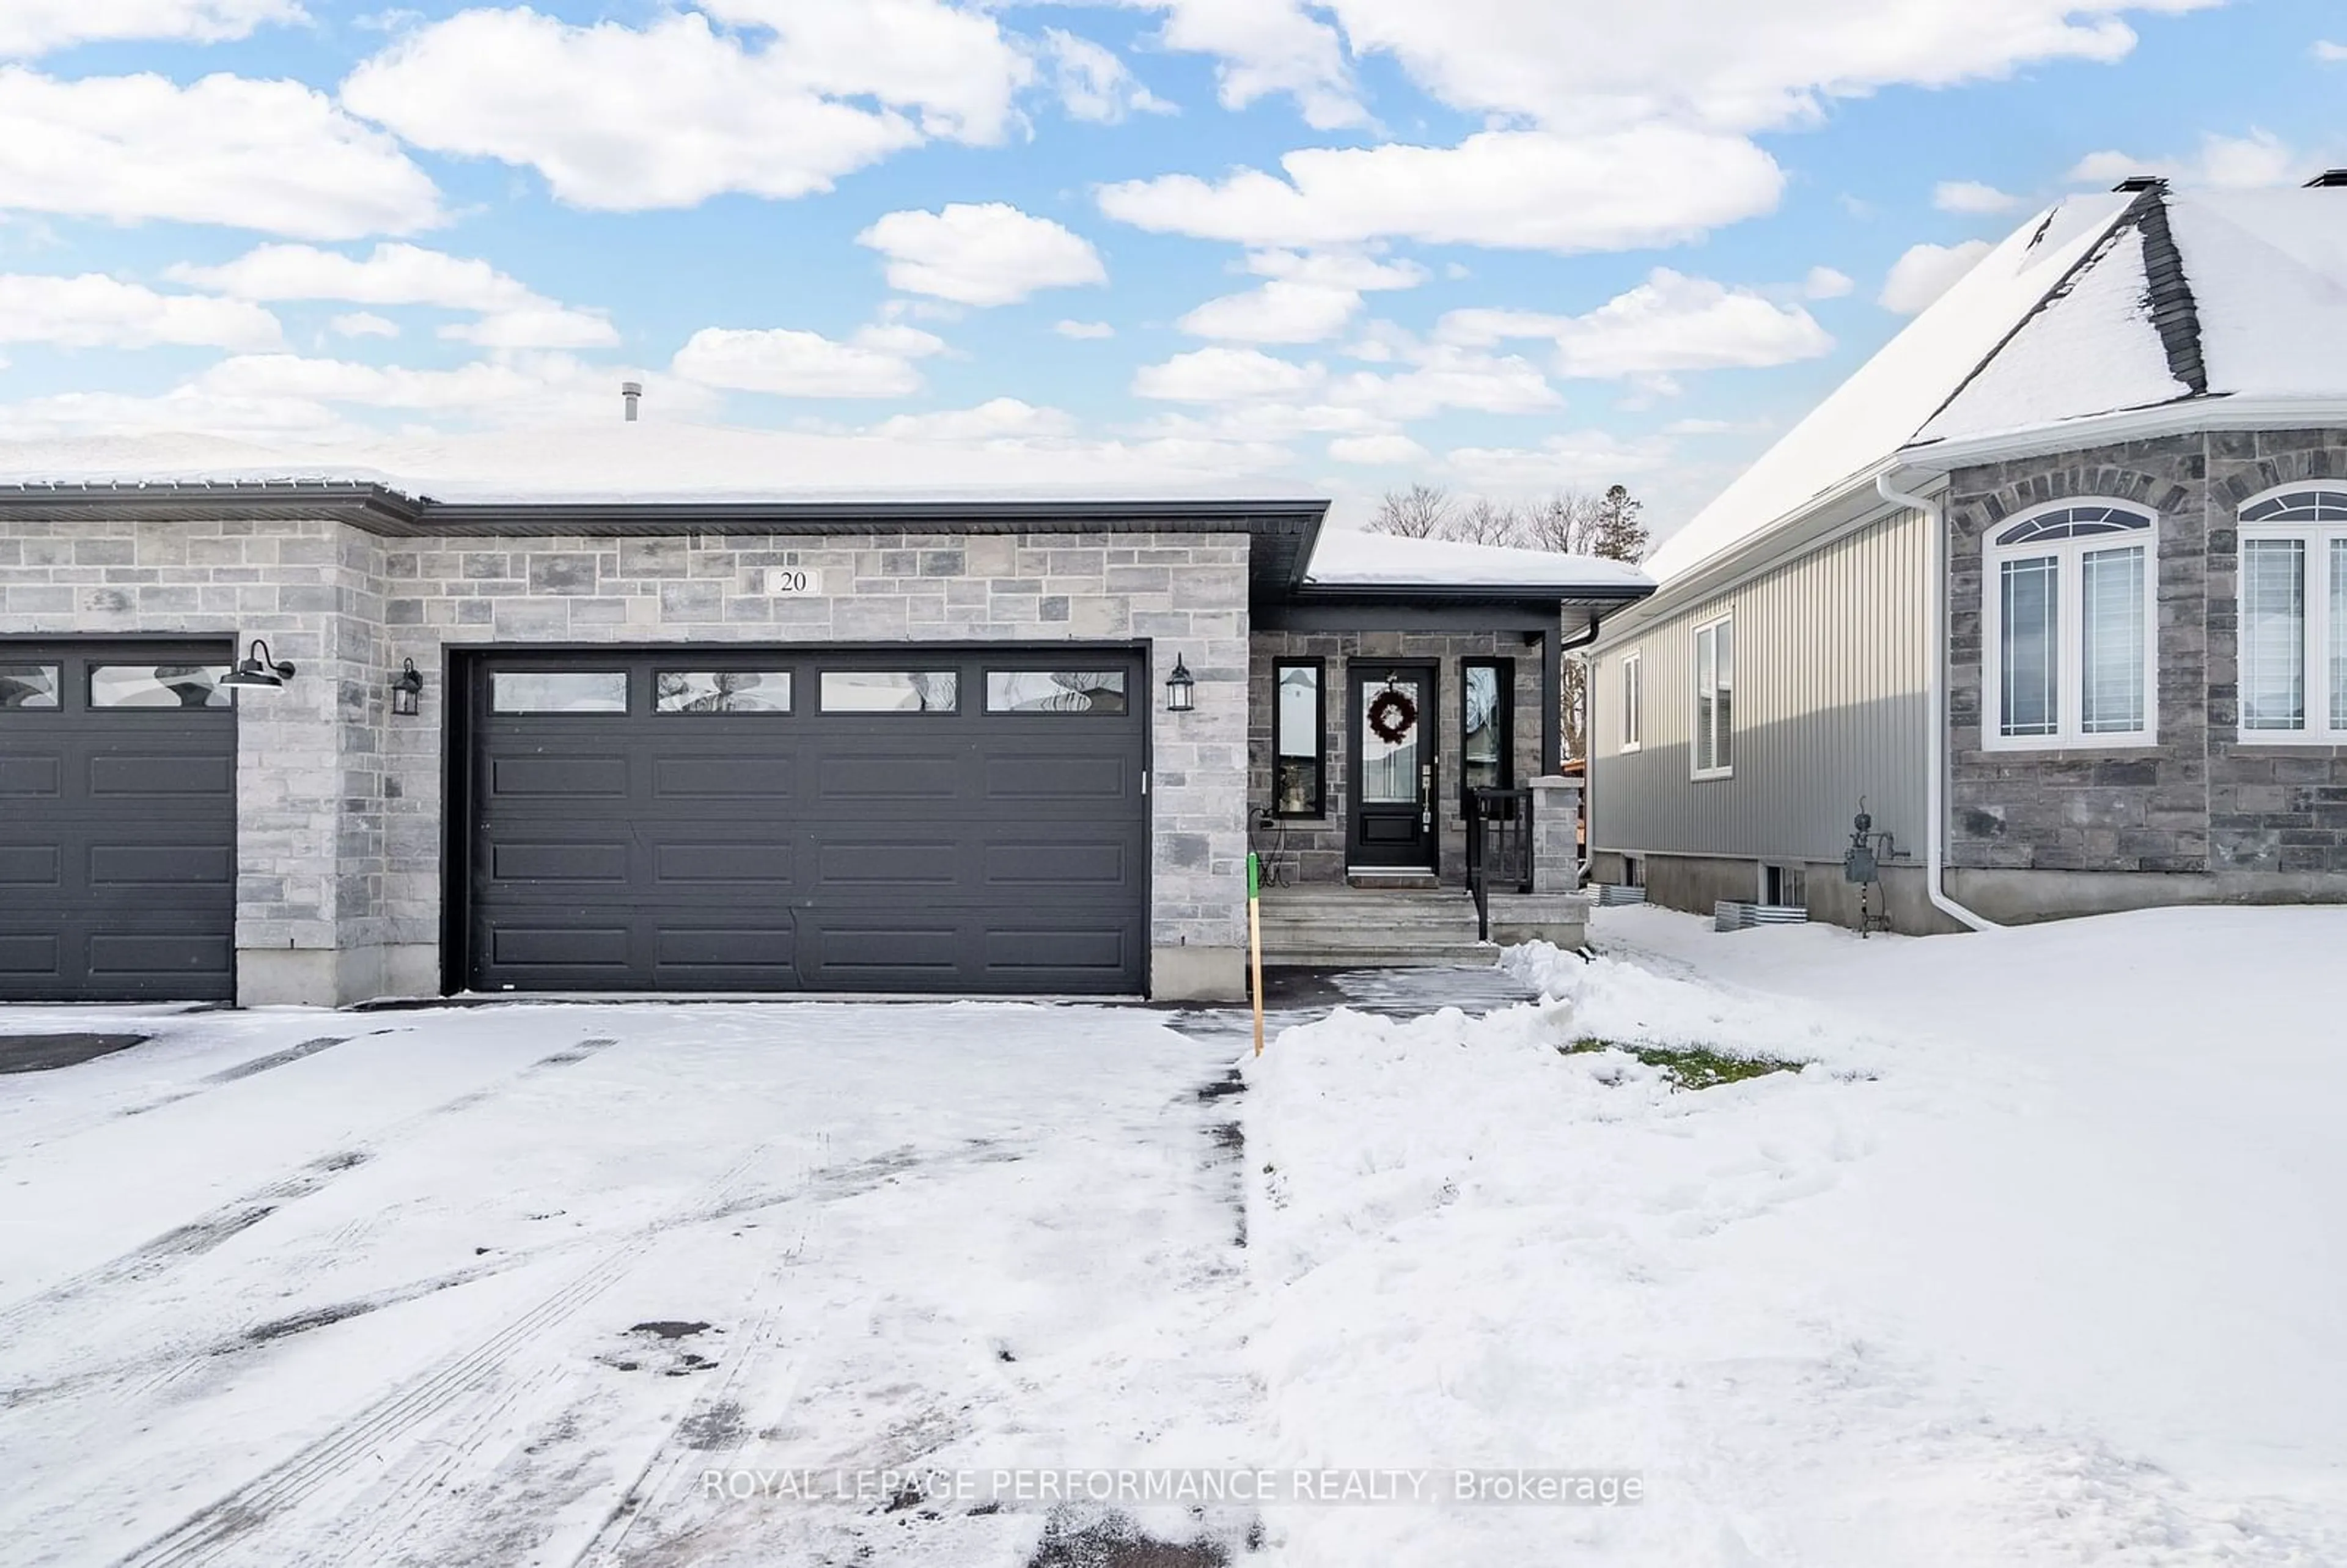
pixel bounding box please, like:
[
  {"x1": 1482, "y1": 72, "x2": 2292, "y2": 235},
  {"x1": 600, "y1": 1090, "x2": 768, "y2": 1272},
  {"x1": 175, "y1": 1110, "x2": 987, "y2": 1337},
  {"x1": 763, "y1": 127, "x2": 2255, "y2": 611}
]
[
  {"x1": 1585, "y1": 177, "x2": 2347, "y2": 933},
  {"x1": 0, "y1": 438, "x2": 1647, "y2": 1006}
]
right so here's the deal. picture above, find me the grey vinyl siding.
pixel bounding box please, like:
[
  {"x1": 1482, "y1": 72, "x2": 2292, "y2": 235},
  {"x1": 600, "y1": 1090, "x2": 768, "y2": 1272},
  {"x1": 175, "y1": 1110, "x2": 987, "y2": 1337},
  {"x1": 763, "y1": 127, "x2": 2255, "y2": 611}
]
[{"x1": 1591, "y1": 506, "x2": 1933, "y2": 865}]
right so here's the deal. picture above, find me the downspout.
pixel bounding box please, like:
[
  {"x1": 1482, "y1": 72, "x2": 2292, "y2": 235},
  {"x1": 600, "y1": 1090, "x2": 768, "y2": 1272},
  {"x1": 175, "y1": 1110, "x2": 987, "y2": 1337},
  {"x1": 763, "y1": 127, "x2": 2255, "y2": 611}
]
[
  {"x1": 1876, "y1": 471, "x2": 1999, "y2": 932},
  {"x1": 1561, "y1": 611, "x2": 1607, "y2": 887}
]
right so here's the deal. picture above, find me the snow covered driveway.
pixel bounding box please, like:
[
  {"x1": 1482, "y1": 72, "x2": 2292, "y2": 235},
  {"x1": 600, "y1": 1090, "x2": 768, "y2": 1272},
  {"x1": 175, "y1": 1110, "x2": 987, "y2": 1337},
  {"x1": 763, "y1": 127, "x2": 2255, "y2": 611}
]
[{"x1": 0, "y1": 1002, "x2": 1251, "y2": 1567}]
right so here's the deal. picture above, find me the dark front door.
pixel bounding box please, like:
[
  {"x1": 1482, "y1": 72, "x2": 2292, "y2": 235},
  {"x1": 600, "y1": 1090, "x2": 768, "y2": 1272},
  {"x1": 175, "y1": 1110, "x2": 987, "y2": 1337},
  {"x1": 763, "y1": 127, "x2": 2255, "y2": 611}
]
[
  {"x1": 1346, "y1": 662, "x2": 1438, "y2": 871},
  {"x1": 461, "y1": 647, "x2": 1149, "y2": 995},
  {"x1": 0, "y1": 641, "x2": 238, "y2": 1002}
]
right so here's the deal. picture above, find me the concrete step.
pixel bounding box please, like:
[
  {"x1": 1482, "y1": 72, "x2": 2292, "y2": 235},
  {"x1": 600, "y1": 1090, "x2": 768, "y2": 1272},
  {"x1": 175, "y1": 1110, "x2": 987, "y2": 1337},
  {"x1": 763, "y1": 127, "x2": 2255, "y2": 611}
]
[{"x1": 1262, "y1": 944, "x2": 1500, "y2": 968}]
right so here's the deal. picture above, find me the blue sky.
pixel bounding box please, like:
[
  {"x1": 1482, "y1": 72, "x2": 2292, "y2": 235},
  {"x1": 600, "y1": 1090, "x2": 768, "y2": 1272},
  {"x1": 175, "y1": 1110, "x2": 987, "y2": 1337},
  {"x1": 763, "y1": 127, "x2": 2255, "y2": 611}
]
[{"x1": 1, "y1": 0, "x2": 2342, "y2": 543}]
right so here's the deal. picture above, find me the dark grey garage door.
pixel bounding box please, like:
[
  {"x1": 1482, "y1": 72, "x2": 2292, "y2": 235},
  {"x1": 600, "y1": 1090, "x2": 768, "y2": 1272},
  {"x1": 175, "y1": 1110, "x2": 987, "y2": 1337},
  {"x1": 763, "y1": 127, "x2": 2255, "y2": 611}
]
[
  {"x1": 464, "y1": 648, "x2": 1148, "y2": 994},
  {"x1": 0, "y1": 642, "x2": 238, "y2": 1002}
]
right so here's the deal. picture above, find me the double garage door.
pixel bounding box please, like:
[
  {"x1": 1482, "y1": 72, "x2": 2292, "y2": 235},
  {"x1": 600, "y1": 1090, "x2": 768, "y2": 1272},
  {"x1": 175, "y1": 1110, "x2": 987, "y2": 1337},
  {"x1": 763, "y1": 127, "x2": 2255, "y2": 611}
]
[
  {"x1": 0, "y1": 642, "x2": 239, "y2": 1002},
  {"x1": 464, "y1": 647, "x2": 1150, "y2": 995}
]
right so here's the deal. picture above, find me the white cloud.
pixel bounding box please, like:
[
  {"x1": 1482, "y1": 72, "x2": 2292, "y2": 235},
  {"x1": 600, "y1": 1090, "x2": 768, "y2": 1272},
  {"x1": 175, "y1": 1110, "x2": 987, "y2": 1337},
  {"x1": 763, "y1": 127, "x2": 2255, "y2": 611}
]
[
  {"x1": 671, "y1": 323, "x2": 942, "y2": 398},
  {"x1": 0, "y1": 0, "x2": 299, "y2": 57},
  {"x1": 856, "y1": 203, "x2": 1107, "y2": 307},
  {"x1": 1802, "y1": 265, "x2": 1854, "y2": 299},
  {"x1": 171, "y1": 243, "x2": 536, "y2": 311},
  {"x1": 1042, "y1": 27, "x2": 1172, "y2": 122},
  {"x1": 1132, "y1": 345, "x2": 1323, "y2": 403},
  {"x1": 172, "y1": 243, "x2": 619, "y2": 348},
  {"x1": 2067, "y1": 129, "x2": 2305, "y2": 189},
  {"x1": 0, "y1": 272, "x2": 283, "y2": 349},
  {"x1": 172, "y1": 350, "x2": 708, "y2": 427},
  {"x1": 1098, "y1": 126, "x2": 1784, "y2": 253},
  {"x1": 2313, "y1": 39, "x2": 2346, "y2": 62},
  {"x1": 0, "y1": 68, "x2": 443, "y2": 239},
  {"x1": 1879, "y1": 240, "x2": 1994, "y2": 314},
  {"x1": 340, "y1": 11, "x2": 940, "y2": 211},
  {"x1": 700, "y1": 0, "x2": 1031, "y2": 141},
  {"x1": 1444, "y1": 430, "x2": 1671, "y2": 492},
  {"x1": 1327, "y1": 433, "x2": 1429, "y2": 465},
  {"x1": 1247, "y1": 250, "x2": 1428, "y2": 290},
  {"x1": 1054, "y1": 320, "x2": 1115, "y2": 339},
  {"x1": 868, "y1": 398, "x2": 1075, "y2": 439},
  {"x1": 1331, "y1": 344, "x2": 1561, "y2": 420},
  {"x1": 329, "y1": 311, "x2": 397, "y2": 339},
  {"x1": 1178, "y1": 280, "x2": 1362, "y2": 343},
  {"x1": 1935, "y1": 179, "x2": 2026, "y2": 213},
  {"x1": 1270, "y1": 0, "x2": 2214, "y2": 134},
  {"x1": 1437, "y1": 269, "x2": 1832, "y2": 378},
  {"x1": 439, "y1": 306, "x2": 619, "y2": 350},
  {"x1": 1128, "y1": 0, "x2": 1363, "y2": 129}
]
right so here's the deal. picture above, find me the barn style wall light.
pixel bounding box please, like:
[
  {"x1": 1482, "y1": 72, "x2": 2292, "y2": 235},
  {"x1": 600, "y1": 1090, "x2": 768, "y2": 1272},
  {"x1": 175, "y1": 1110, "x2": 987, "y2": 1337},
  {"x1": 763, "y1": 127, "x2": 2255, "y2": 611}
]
[
  {"x1": 1164, "y1": 655, "x2": 1195, "y2": 713},
  {"x1": 220, "y1": 638, "x2": 296, "y2": 690},
  {"x1": 391, "y1": 658, "x2": 424, "y2": 717}
]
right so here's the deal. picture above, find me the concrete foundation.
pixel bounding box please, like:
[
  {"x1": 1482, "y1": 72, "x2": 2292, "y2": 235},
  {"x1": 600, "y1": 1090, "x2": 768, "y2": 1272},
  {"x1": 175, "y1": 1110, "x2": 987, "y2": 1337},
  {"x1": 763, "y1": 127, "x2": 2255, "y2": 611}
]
[
  {"x1": 1486, "y1": 892, "x2": 1590, "y2": 948},
  {"x1": 1946, "y1": 866, "x2": 2347, "y2": 924},
  {"x1": 1150, "y1": 945, "x2": 1248, "y2": 1002}
]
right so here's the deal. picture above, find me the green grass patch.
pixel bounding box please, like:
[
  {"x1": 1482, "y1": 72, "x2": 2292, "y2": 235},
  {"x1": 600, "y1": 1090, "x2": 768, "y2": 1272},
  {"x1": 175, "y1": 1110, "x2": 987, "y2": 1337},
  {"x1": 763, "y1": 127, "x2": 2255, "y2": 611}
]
[{"x1": 1560, "y1": 1036, "x2": 1805, "y2": 1091}]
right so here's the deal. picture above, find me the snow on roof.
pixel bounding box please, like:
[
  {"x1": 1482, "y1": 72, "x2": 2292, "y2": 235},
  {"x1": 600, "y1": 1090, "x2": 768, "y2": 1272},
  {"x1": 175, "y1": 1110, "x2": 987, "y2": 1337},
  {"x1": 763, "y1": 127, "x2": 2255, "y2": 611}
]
[
  {"x1": 1654, "y1": 182, "x2": 2347, "y2": 584},
  {"x1": 1302, "y1": 526, "x2": 1651, "y2": 593},
  {"x1": 0, "y1": 423, "x2": 1306, "y2": 506},
  {"x1": 1918, "y1": 221, "x2": 2191, "y2": 444},
  {"x1": 1643, "y1": 192, "x2": 2135, "y2": 581}
]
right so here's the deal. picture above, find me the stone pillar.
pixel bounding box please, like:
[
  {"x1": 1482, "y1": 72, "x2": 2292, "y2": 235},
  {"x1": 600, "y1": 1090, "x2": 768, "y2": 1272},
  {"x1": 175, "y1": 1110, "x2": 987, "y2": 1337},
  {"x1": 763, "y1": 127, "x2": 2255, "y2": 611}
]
[{"x1": 1528, "y1": 776, "x2": 1582, "y2": 893}]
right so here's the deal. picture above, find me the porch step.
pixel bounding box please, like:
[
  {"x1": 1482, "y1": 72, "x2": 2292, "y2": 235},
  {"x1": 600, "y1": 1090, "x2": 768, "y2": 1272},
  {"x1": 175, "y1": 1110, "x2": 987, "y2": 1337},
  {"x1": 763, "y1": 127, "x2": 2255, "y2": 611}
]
[
  {"x1": 1257, "y1": 884, "x2": 1491, "y2": 968},
  {"x1": 1345, "y1": 870, "x2": 1439, "y2": 890}
]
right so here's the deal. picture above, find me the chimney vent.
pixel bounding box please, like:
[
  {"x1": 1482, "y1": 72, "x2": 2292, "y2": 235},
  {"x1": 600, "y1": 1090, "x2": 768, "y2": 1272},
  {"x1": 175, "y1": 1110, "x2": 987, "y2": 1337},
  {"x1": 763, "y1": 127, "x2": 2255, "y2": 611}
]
[
  {"x1": 621, "y1": 380, "x2": 643, "y2": 422},
  {"x1": 2304, "y1": 169, "x2": 2347, "y2": 188},
  {"x1": 2110, "y1": 175, "x2": 2167, "y2": 193}
]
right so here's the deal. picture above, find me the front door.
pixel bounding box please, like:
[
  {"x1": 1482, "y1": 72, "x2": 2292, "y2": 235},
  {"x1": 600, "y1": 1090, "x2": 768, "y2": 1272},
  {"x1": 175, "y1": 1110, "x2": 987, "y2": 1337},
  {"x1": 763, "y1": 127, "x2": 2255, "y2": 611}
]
[{"x1": 1346, "y1": 662, "x2": 1439, "y2": 871}]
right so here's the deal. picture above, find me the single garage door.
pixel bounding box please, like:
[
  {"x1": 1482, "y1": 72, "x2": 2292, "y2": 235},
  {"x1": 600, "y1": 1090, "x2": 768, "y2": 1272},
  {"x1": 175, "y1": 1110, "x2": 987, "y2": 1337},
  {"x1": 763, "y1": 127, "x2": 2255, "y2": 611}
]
[
  {"x1": 0, "y1": 642, "x2": 238, "y2": 1002},
  {"x1": 465, "y1": 647, "x2": 1150, "y2": 995}
]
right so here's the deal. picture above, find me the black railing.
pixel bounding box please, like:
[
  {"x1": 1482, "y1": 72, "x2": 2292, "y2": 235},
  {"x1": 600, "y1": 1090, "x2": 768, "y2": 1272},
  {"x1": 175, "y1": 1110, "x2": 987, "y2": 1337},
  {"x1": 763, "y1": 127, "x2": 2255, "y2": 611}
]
[{"x1": 1465, "y1": 786, "x2": 1534, "y2": 941}]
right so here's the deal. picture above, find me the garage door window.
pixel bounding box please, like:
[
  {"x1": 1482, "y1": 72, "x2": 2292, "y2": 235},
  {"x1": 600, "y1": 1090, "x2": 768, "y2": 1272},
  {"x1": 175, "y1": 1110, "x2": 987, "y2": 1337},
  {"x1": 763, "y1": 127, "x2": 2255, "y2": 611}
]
[
  {"x1": 90, "y1": 663, "x2": 231, "y2": 709},
  {"x1": 655, "y1": 670, "x2": 792, "y2": 714},
  {"x1": 491, "y1": 671, "x2": 628, "y2": 714},
  {"x1": 0, "y1": 664, "x2": 59, "y2": 708},
  {"x1": 820, "y1": 670, "x2": 958, "y2": 713},
  {"x1": 985, "y1": 670, "x2": 1128, "y2": 714}
]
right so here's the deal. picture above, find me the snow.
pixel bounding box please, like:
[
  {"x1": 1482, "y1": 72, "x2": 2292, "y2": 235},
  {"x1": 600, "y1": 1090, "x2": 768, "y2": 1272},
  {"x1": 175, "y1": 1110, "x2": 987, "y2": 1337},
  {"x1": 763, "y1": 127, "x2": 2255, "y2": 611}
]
[
  {"x1": 0, "y1": 422, "x2": 1310, "y2": 505},
  {"x1": 1919, "y1": 222, "x2": 2192, "y2": 444},
  {"x1": 1302, "y1": 525, "x2": 1651, "y2": 593},
  {"x1": 0, "y1": 1001, "x2": 1255, "y2": 1567},
  {"x1": 2169, "y1": 189, "x2": 2347, "y2": 400},
  {"x1": 1644, "y1": 194, "x2": 2132, "y2": 581},
  {"x1": 7, "y1": 909, "x2": 2342, "y2": 1564},
  {"x1": 1241, "y1": 906, "x2": 2347, "y2": 1564}
]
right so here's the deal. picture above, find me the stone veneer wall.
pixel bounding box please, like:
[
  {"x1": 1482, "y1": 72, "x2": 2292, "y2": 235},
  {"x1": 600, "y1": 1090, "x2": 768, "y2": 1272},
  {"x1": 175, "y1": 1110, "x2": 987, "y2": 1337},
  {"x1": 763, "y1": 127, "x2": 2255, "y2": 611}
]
[
  {"x1": 1945, "y1": 427, "x2": 2347, "y2": 914},
  {"x1": 0, "y1": 516, "x2": 1251, "y2": 1002},
  {"x1": 1246, "y1": 629, "x2": 1547, "y2": 885}
]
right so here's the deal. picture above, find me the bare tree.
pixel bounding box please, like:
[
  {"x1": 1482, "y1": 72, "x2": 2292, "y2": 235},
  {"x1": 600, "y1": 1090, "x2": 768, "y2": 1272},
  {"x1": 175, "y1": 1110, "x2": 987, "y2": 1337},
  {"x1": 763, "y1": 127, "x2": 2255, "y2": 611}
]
[
  {"x1": 1517, "y1": 490, "x2": 1605, "y2": 555},
  {"x1": 1369, "y1": 482, "x2": 1453, "y2": 538},
  {"x1": 1448, "y1": 495, "x2": 1524, "y2": 547}
]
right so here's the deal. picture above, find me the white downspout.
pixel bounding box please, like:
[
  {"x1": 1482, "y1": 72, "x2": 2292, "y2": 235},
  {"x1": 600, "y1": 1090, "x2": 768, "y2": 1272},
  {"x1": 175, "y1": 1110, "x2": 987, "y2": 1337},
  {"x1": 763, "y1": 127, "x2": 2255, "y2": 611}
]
[{"x1": 1876, "y1": 469, "x2": 2000, "y2": 932}]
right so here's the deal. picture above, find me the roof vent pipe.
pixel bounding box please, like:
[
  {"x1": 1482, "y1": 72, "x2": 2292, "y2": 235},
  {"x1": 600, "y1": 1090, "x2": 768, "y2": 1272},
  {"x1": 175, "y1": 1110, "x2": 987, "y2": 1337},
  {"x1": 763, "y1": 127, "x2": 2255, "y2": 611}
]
[
  {"x1": 621, "y1": 380, "x2": 642, "y2": 422},
  {"x1": 2110, "y1": 175, "x2": 2167, "y2": 193},
  {"x1": 2304, "y1": 169, "x2": 2347, "y2": 188}
]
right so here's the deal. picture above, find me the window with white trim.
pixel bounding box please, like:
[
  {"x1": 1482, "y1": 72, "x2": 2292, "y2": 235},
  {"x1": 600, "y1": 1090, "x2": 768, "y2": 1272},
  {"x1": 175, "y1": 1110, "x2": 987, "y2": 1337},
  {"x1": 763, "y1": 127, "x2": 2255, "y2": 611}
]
[
  {"x1": 1620, "y1": 652, "x2": 1642, "y2": 752},
  {"x1": 1981, "y1": 501, "x2": 2157, "y2": 749},
  {"x1": 1691, "y1": 614, "x2": 1733, "y2": 779},
  {"x1": 2236, "y1": 486, "x2": 2347, "y2": 743}
]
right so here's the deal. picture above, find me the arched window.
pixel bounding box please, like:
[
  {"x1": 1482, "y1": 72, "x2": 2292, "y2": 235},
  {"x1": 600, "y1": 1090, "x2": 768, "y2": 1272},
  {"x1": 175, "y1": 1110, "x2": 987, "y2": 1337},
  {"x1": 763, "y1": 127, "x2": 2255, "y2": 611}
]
[
  {"x1": 1982, "y1": 501, "x2": 2158, "y2": 748},
  {"x1": 2236, "y1": 483, "x2": 2347, "y2": 741}
]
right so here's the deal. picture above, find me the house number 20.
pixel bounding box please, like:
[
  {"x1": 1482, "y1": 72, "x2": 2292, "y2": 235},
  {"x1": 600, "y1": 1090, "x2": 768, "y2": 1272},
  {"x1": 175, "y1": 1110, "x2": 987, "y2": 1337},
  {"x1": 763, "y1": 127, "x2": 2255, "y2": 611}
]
[{"x1": 766, "y1": 570, "x2": 814, "y2": 594}]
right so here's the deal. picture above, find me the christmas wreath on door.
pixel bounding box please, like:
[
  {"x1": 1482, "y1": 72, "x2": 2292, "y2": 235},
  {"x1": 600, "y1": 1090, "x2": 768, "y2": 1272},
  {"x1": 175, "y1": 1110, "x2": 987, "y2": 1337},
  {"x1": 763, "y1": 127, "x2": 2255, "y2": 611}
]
[{"x1": 1366, "y1": 687, "x2": 1418, "y2": 744}]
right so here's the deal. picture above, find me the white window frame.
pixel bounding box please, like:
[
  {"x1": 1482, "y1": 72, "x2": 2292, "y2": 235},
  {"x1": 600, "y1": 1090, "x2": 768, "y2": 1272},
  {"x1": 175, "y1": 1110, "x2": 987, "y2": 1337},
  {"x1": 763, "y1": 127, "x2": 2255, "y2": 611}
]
[
  {"x1": 2235, "y1": 483, "x2": 2347, "y2": 746},
  {"x1": 1619, "y1": 652, "x2": 1642, "y2": 753},
  {"x1": 1690, "y1": 612, "x2": 1733, "y2": 781},
  {"x1": 1980, "y1": 499, "x2": 2159, "y2": 752}
]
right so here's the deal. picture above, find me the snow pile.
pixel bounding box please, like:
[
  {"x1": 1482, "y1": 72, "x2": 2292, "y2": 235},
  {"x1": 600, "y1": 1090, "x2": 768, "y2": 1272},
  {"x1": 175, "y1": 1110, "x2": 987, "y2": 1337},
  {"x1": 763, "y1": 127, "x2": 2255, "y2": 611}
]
[
  {"x1": 1241, "y1": 914, "x2": 2347, "y2": 1564},
  {"x1": 1302, "y1": 527, "x2": 1651, "y2": 594}
]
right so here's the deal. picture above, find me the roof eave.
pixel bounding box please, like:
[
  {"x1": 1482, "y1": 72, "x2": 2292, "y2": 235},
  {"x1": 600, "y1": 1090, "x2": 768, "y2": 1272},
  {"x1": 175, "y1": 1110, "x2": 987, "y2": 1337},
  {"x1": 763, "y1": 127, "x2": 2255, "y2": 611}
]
[{"x1": 1898, "y1": 394, "x2": 2347, "y2": 472}]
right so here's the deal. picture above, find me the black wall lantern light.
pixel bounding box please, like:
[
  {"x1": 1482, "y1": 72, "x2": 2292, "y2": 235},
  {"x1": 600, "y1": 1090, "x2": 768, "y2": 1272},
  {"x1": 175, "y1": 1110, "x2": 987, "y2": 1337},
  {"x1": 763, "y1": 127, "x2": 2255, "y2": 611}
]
[
  {"x1": 391, "y1": 658, "x2": 424, "y2": 717},
  {"x1": 219, "y1": 637, "x2": 296, "y2": 691},
  {"x1": 1164, "y1": 654, "x2": 1196, "y2": 713}
]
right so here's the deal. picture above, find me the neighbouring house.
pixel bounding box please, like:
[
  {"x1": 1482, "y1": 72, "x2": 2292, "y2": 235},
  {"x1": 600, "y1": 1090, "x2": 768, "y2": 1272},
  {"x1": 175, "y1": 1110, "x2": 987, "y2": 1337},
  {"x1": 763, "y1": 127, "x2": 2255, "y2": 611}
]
[
  {"x1": 0, "y1": 430, "x2": 1650, "y2": 1006},
  {"x1": 1585, "y1": 175, "x2": 2347, "y2": 934}
]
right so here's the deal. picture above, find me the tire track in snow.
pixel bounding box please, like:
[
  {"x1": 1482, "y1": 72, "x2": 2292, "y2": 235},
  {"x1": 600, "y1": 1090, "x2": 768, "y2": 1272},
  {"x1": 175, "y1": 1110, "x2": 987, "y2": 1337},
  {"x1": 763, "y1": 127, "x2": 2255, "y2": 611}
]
[
  {"x1": 0, "y1": 1037, "x2": 626, "y2": 1335},
  {"x1": 108, "y1": 1141, "x2": 779, "y2": 1568}
]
